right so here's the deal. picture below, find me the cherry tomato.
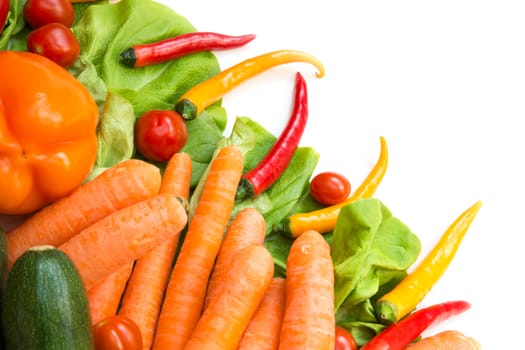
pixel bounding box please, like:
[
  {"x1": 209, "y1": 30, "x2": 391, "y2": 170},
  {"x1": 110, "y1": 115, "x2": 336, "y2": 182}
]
[
  {"x1": 27, "y1": 22, "x2": 80, "y2": 68},
  {"x1": 0, "y1": 0, "x2": 9, "y2": 34},
  {"x1": 335, "y1": 325, "x2": 358, "y2": 350},
  {"x1": 310, "y1": 171, "x2": 351, "y2": 205},
  {"x1": 135, "y1": 110, "x2": 188, "y2": 162},
  {"x1": 23, "y1": 0, "x2": 74, "y2": 28},
  {"x1": 92, "y1": 315, "x2": 143, "y2": 350}
]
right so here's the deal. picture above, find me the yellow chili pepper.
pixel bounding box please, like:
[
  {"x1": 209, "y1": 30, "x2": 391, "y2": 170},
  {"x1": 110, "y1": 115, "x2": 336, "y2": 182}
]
[
  {"x1": 375, "y1": 200, "x2": 483, "y2": 325},
  {"x1": 174, "y1": 49, "x2": 325, "y2": 120},
  {"x1": 276, "y1": 136, "x2": 388, "y2": 238}
]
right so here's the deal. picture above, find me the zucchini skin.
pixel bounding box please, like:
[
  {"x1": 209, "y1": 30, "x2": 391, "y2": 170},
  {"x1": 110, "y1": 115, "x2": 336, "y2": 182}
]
[{"x1": 1, "y1": 246, "x2": 94, "y2": 350}]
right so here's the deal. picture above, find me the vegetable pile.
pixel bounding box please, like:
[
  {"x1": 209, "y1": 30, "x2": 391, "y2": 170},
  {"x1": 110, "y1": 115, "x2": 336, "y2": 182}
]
[{"x1": 0, "y1": 0, "x2": 483, "y2": 349}]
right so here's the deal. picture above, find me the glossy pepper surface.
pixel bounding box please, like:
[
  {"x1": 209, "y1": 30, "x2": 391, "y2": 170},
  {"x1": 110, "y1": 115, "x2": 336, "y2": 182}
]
[
  {"x1": 375, "y1": 200, "x2": 482, "y2": 325},
  {"x1": 0, "y1": 51, "x2": 98, "y2": 215},
  {"x1": 175, "y1": 49, "x2": 325, "y2": 120},
  {"x1": 275, "y1": 136, "x2": 388, "y2": 238},
  {"x1": 0, "y1": 0, "x2": 8, "y2": 34}
]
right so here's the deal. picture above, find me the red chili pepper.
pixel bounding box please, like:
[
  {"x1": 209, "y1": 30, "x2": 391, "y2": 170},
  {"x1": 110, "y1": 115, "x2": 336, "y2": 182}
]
[
  {"x1": 361, "y1": 300, "x2": 471, "y2": 350},
  {"x1": 236, "y1": 72, "x2": 308, "y2": 200},
  {"x1": 0, "y1": 0, "x2": 9, "y2": 34},
  {"x1": 119, "y1": 31, "x2": 256, "y2": 68}
]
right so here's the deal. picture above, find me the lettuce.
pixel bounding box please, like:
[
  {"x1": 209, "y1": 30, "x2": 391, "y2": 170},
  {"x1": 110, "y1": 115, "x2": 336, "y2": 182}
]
[
  {"x1": 68, "y1": 0, "x2": 227, "y2": 178},
  {"x1": 332, "y1": 198, "x2": 421, "y2": 345}
]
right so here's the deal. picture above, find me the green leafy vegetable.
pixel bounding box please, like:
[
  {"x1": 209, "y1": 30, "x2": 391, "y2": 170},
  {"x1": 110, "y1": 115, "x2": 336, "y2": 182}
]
[
  {"x1": 72, "y1": 0, "x2": 221, "y2": 117},
  {"x1": 332, "y1": 198, "x2": 421, "y2": 345},
  {"x1": 0, "y1": 0, "x2": 28, "y2": 50},
  {"x1": 67, "y1": 0, "x2": 228, "y2": 179},
  {"x1": 87, "y1": 92, "x2": 136, "y2": 180}
]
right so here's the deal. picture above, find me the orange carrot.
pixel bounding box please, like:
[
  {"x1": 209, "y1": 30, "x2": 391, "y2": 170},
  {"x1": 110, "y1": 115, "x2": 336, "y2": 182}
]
[
  {"x1": 159, "y1": 152, "x2": 192, "y2": 200},
  {"x1": 88, "y1": 262, "x2": 134, "y2": 325},
  {"x1": 152, "y1": 145, "x2": 244, "y2": 350},
  {"x1": 7, "y1": 159, "x2": 161, "y2": 269},
  {"x1": 185, "y1": 245, "x2": 275, "y2": 350},
  {"x1": 406, "y1": 330, "x2": 481, "y2": 349},
  {"x1": 237, "y1": 277, "x2": 287, "y2": 350},
  {"x1": 279, "y1": 230, "x2": 335, "y2": 350},
  {"x1": 59, "y1": 193, "x2": 187, "y2": 289},
  {"x1": 118, "y1": 152, "x2": 192, "y2": 350},
  {"x1": 204, "y1": 207, "x2": 266, "y2": 309}
]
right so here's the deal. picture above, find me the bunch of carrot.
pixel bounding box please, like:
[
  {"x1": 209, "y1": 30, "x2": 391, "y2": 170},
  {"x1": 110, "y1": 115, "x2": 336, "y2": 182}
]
[{"x1": 5, "y1": 145, "x2": 337, "y2": 350}]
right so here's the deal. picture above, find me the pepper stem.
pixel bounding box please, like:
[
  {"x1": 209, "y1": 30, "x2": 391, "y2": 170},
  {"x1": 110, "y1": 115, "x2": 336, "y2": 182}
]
[
  {"x1": 175, "y1": 99, "x2": 199, "y2": 120},
  {"x1": 119, "y1": 48, "x2": 138, "y2": 67}
]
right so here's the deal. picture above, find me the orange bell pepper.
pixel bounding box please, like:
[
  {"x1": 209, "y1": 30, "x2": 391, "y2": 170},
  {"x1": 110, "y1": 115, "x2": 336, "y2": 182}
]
[{"x1": 0, "y1": 51, "x2": 99, "y2": 215}]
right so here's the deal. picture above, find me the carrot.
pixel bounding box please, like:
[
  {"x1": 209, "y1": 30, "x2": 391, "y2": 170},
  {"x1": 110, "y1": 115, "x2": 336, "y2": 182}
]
[
  {"x1": 406, "y1": 330, "x2": 481, "y2": 349},
  {"x1": 204, "y1": 207, "x2": 266, "y2": 309},
  {"x1": 88, "y1": 262, "x2": 133, "y2": 325},
  {"x1": 279, "y1": 230, "x2": 335, "y2": 350},
  {"x1": 185, "y1": 245, "x2": 275, "y2": 350},
  {"x1": 159, "y1": 152, "x2": 192, "y2": 200},
  {"x1": 6, "y1": 159, "x2": 161, "y2": 269},
  {"x1": 59, "y1": 193, "x2": 187, "y2": 289},
  {"x1": 237, "y1": 277, "x2": 287, "y2": 350},
  {"x1": 118, "y1": 152, "x2": 192, "y2": 350},
  {"x1": 152, "y1": 145, "x2": 244, "y2": 350}
]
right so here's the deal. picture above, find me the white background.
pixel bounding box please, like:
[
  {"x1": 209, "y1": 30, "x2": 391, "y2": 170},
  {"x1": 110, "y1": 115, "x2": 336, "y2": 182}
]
[
  {"x1": 2, "y1": 0, "x2": 524, "y2": 347},
  {"x1": 162, "y1": 1, "x2": 524, "y2": 347}
]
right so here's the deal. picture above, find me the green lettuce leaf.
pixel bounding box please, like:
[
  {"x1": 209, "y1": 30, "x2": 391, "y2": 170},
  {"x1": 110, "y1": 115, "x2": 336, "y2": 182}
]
[
  {"x1": 72, "y1": 0, "x2": 221, "y2": 117},
  {"x1": 87, "y1": 92, "x2": 136, "y2": 180},
  {"x1": 69, "y1": 0, "x2": 227, "y2": 179},
  {"x1": 332, "y1": 198, "x2": 421, "y2": 345}
]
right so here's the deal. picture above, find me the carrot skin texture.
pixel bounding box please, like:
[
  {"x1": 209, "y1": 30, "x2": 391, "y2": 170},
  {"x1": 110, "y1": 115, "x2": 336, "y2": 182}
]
[
  {"x1": 279, "y1": 230, "x2": 335, "y2": 350},
  {"x1": 118, "y1": 152, "x2": 192, "y2": 350},
  {"x1": 120, "y1": 32, "x2": 256, "y2": 67},
  {"x1": 236, "y1": 72, "x2": 308, "y2": 199},
  {"x1": 237, "y1": 277, "x2": 286, "y2": 350},
  {"x1": 361, "y1": 300, "x2": 471, "y2": 350},
  {"x1": 159, "y1": 152, "x2": 192, "y2": 200},
  {"x1": 185, "y1": 245, "x2": 275, "y2": 350},
  {"x1": 6, "y1": 159, "x2": 161, "y2": 269},
  {"x1": 406, "y1": 330, "x2": 481, "y2": 350},
  {"x1": 152, "y1": 145, "x2": 244, "y2": 350},
  {"x1": 88, "y1": 262, "x2": 133, "y2": 325},
  {"x1": 59, "y1": 193, "x2": 187, "y2": 289},
  {"x1": 204, "y1": 207, "x2": 266, "y2": 309}
]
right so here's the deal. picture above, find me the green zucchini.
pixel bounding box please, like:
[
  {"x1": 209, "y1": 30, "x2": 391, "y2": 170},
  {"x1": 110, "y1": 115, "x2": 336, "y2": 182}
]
[{"x1": 1, "y1": 245, "x2": 94, "y2": 350}]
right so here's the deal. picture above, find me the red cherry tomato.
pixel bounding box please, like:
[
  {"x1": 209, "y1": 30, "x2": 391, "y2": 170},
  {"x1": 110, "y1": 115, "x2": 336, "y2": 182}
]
[
  {"x1": 335, "y1": 325, "x2": 358, "y2": 350},
  {"x1": 135, "y1": 110, "x2": 188, "y2": 162},
  {"x1": 27, "y1": 22, "x2": 80, "y2": 68},
  {"x1": 92, "y1": 315, "x2": 143, "y2": 350},
  {"x1": 23, "y1": 0, "x2": 74, "y2": 28},
  {"x1": 310, "y1": 171, "x2": 351, "y2": 205}
]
